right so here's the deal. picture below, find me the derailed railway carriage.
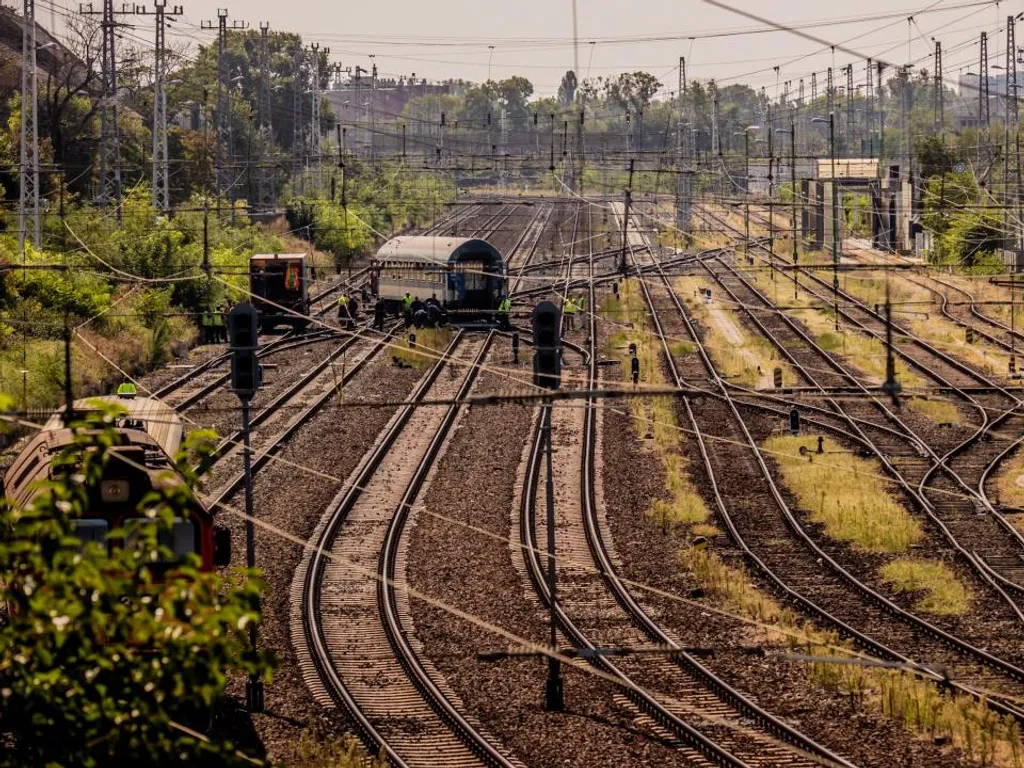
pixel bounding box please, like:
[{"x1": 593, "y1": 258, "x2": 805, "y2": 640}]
[
  {"x1": 373, "y1": 236, "x2": 507, "y2": 320},
  {"x1": 4, "y1": 395, "x2": 229, "y2": 572}
]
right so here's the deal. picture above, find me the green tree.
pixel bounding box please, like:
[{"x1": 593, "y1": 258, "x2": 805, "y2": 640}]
[
  {"x1": 604, "y1": 71, "x2": 662, "y2": 115},
  {"x1": 557, "y1": 70, "x2": 577, "y2": 107},
  {"x1": 0, "y1": 407, "x2": 274, "y2": 767}
]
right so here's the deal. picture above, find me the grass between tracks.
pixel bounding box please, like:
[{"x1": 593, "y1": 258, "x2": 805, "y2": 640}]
[
  {"x1": 880, "y1": 559, "x2": 972, "y2": 616},
  {"x1": 673, "y1": 275, "x2": 794, "y2": 389},
  {"x1": 763, "y1": 434, "x2": 971, "y2": 615},
  {"x1": 786, "y1": 277, "x2": 963, "y2": 424},
  {"x1": 294, "y1": 731, "x2": 384, "y2": 767},
  {"x1": 830, "y1": 267, "x2": 1009, "y2": 379},
  {"x1": 614, "y1": 284, "x2": 1019, "y2": 764},
  {"x1": 764, "y1": 435, "x2": 924, "y2": 553},
  {"x1": 994, "y1": 450, "x2": 1024, "y2": 509},
  {"x1": 391, "y1": 327, "x2": 454, "y2": 371},
  {"x1": 602, "y1": 280, "x2": 712, "y2": 531}
]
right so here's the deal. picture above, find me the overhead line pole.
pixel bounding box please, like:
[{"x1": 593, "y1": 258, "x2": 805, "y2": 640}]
[
  {"x1": 19, "y1": 0, "x2": 40, "y2": 254},
  {"x1": 150, "y1": 1, "x2": 182, "y2": 214}
]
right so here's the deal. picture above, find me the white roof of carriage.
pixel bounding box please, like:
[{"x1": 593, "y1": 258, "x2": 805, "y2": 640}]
[{"x1": 373, "y1": 236, "x2": 501, "y2": 266}]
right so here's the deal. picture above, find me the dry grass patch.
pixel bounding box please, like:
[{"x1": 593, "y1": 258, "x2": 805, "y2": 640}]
[
  {"x1": 680, "y1": 543, "x2": 1019, "y2": 765},
  {"x1": 674, "y1": 275, "x2": 794, "y2": 389},
  {"x1": 391, "y1": 327, "x2": 453, "y2": 370},
  {"x1": 880, "y1": 558, "x2": 971, "y2": 615},
  {"x1": 994, "y1": 450, "x2": 1024, "y2": 509},
  {"x1": 838, "y1": 269, "x2": 1009, "y2": 378},
  {"x1": 602, "y1": 280, "x2": 711, "y2": 532},
  {"x1": 764, "y1": 435, "x2": 923, "y2": 553}
]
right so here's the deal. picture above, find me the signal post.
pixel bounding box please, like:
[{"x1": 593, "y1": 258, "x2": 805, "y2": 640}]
[
  {"x1": 532, "y1": 301, "x2": 563, "y2": 711},
  {"x1": 228, "y1": 303, "x2": 265, "y2": 713}
]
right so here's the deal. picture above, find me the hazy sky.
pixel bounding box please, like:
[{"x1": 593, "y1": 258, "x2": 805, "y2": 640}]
[{"x1": 49, "y1": 0, "x2": 1024, "y2": 96}]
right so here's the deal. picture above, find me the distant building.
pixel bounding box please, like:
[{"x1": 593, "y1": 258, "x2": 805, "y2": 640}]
[{"x1": 324, "y1": 78, "x2": 459, "y2": 125}]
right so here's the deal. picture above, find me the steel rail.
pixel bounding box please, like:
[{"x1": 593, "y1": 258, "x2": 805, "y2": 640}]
[{"x1": 671, "y1": 205, "x2": 1024, "y2": 716}]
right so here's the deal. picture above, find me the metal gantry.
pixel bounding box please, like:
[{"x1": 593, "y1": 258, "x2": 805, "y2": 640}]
[
  {"x1": 257, "y1": 22, "x2": 273, "y2": 210},
  {"x1": 934, "y1": 40, "x2": 944, "y2": 134},
  {"x1": 151, "y1": 1, "x2": 183, "y2": 214},
  {"x1": 81, "y1": 0, "x2": 124, "y2": 210},
  {"x1": 203, "y1": 8, "x2": 248, "y2": 205},
  {"x1": 19, "y1": 0, "x2": 40, "y2": 253}
]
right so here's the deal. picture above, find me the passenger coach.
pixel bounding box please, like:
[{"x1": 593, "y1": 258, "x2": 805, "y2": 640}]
[
  {"x1": 4, "y1": 395, "x2": 229, "y2": 572},
  {"x1": 373, "y1": 236, "x2": 507, "y2": 321}
]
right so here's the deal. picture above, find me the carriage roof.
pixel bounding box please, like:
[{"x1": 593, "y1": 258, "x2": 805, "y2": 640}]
[
  {"x1": 373, "y1": 236, "x2": 503, "y2": 268},
  {"x1": 250, "y1": 253, "x2": 307, "y2": 264},
  {"x1": 44, "y1": 396, "x2": 184, "y2": 458}
]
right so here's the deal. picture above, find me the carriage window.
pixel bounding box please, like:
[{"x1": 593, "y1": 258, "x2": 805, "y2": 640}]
[
  {"x1": 72, "y1": 519, "x2": 109, "y2": 547},
  {"x1": 125, "y1": 517, "x2": 198, "y2": 560}
]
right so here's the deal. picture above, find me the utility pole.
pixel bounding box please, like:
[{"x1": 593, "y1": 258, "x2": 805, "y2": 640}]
[
  {"x1": 257, "y1": 22, "x2": 272, "y2": 211},
  {"x1": 790, "y1": 119, "x2": 798, "y2": 298},
  {"x1": 866, "y1": 59, "x2": 874, "y2": 156},
  {"x1": 150, "y1": 1, "x2": 182, "y2": 214},
  {"x1": 980, "y1": 31, "x2": 990, "y2": 129},
  {"x1": 619, "y1": 158, "x2": 635, "y2": 274},
  {"x1": 798, "y1": 78, "x2": 805, "y2": 107},
  {"x1": 846, "y1": 64, "x2": 854, "y2": 156},
  {"x1": 934, "y1": 40, "x2": 943, "y2": 135},
  {"x1": 292, "y1": 45, "x2": 305, "y2": 188},
  {"x1": 370, "y1": 59, "x2": 377, "y2": 167},
  {"x1": 811, "y1": 71, "x2": 818, "y2": 102},
  {"x1": 308, "y1": 43, "x2": 329, "y2": 196},
  {"x1": 1008, "y1": 15, "x2": 1021, "y2": 256},
  {"x1": 202, "y1": 9, "x2": 248, "y2": 209},
  {"x1": 19, "y1": 0, "x2": 40, "y2": 254},
  {"x1": 826, "y1": 67, "x2": 834, "y2": 118},
  {"x1": 576, "y1": 107, "x2": 585, "y2": 196},
  {"x1": 676, "y1": 56, "x2": 692, "y2": 236}
]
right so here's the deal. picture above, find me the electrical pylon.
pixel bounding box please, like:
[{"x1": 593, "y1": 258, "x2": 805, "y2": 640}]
[
  {"x1": 19, "y1": 0, "x2": 40, "y2": 253},
  {"x1": 151, "y1": 1, "x2": 182, "y2": 214}
]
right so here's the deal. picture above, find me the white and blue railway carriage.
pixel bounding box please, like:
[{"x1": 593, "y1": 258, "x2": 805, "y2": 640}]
[{"x1": 373, "y1": 236, "x2": 507, "y2": 317}]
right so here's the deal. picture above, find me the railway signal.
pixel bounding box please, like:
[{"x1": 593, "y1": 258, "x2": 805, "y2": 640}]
[
  {"x1": 789, "y1": 407, "x2": 800, "y2": 436},
  {"x1": 773, "y1": 367, "x2": 783, "y2": 389},
  {"x1": 966, "y1": 327, "x2": 975, "y2": 344},
  {"x1": 229, "y1": 303, "x2": 263, "y2": 400},
  {"x1": 227, "y1": 301, "x2": 265, "y2": 713},
  {"x1": 532, "y1": 301, "x2": 562, "y2": 390}
]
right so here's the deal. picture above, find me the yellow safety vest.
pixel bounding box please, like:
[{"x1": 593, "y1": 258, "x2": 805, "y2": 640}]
[
  {"x1": 402, "y1": 295, "x2": 413, "y2": 310},
  {"x1": 117, "y1": 382, "x2": 137, "y2": 398},
  {"x1": 563, "y1": 299, "x2": 577, "y2": 315},
  {"x1": 498, "y1": 298, "x2": 511, "y2": 314}
]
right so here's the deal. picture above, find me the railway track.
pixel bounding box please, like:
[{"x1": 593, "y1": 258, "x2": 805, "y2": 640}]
[
  {"x1": 697, "y1": 203, "x2": 1024, "y2": 606},
  {"x1": 295, "y1": 330, "x2": 519, "y2": 768},
  {"x1": 658, "y1": 203, "x2": 1024, "y2": 716},
  {"x1": 282, "y1": 201, "x2": 566, "y2": 767}
]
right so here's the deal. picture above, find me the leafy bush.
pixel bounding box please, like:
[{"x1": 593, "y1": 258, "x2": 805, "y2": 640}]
[{"x1": 0, "y1": 406, "x2": 274, "y2": 767}]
